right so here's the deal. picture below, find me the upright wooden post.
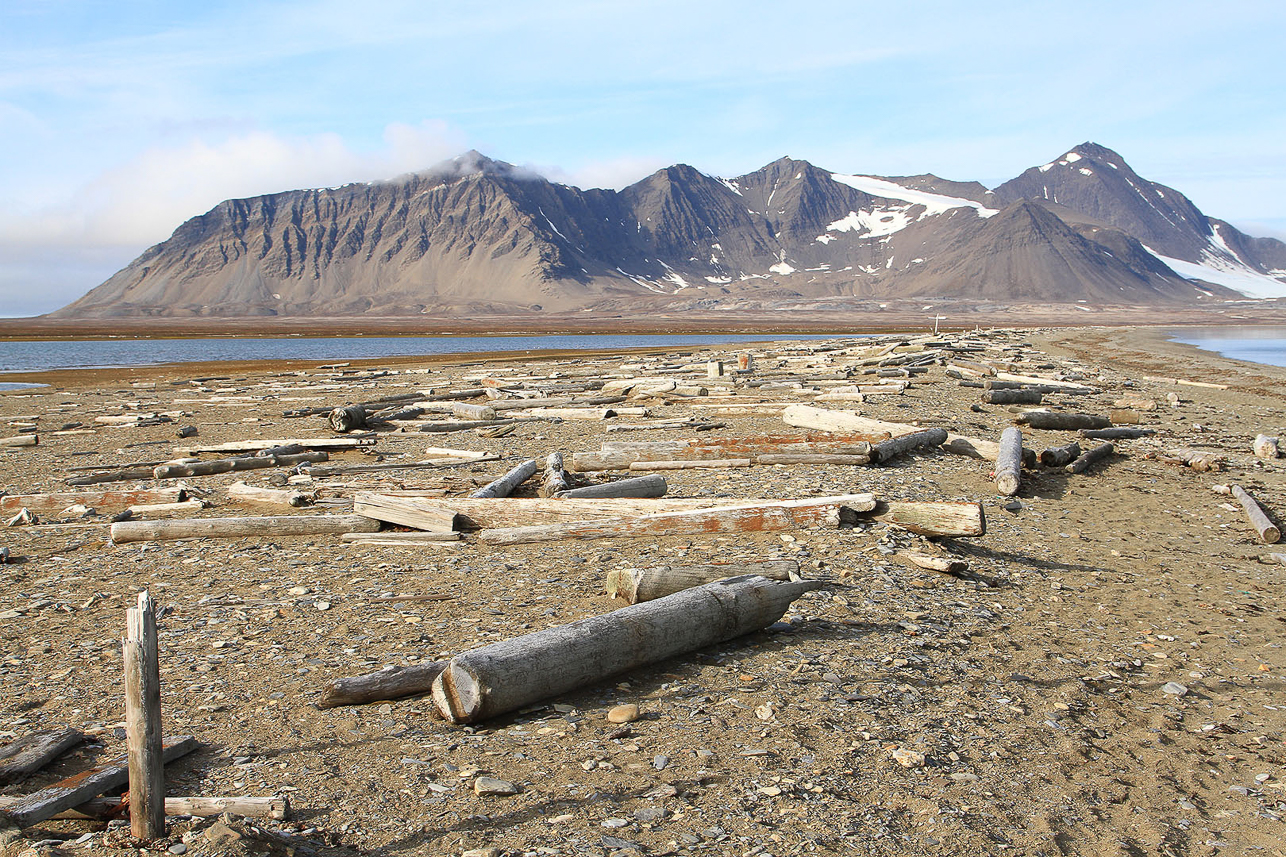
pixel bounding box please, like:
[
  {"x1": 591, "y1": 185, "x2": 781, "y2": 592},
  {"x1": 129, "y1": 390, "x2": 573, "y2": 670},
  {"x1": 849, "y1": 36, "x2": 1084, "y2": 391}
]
[{"x1": 124, "y1": 591, "x2": 164, "y2": 840}]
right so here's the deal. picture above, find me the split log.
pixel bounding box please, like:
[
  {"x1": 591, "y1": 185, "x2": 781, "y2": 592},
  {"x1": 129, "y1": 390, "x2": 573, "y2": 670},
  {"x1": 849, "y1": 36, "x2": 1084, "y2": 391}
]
[
  {"x1": 328, "y1": 405, "x2": 367, "y2": 433},
  {"x1": 0, "y1": 435, "x2": 37, "y2": 448},
  {"x1": 339, "y1": 531, "x2": 462, "y2": 545},
  {"x1": 755, "y1": 453, "x2": 870, "y2": 466},
  {"x1": 1039, "y1": 441, "x2": 1081, "y2": 467},
  {"x1": 993, "y1": 427, "x2": 1023, "y2": 496},
  {"x1": 868, "y1": 427, "x2": 948, "y2": 464},
  {"x1": 982, "y1": 390, "x2": 1042, "y2": 405},
  {"x1": 0, "y1": 729, "x2": 84, "y2": 785},
  {"x1": 351, "y1": 494, "x2": 460, "y2": 531},
  {"x1": 555, "y1": 475, "x2": 668, "y2": 499},
  {"x1": 110, "y1": 514, "x2": 381, "y2": 543},
  {"x1": 0, "y1": 736, "x2": 197, "y2": 831},
  {"x1": 1066, "y1": 442, "x2": 1115, "y2": 474},
  {"x1": 0, "y1": 794, "x2": 288, "y2": 821},
  {"x1": 1253, "y1": 434, "x2": 1280, "y2": 459},
  {"x1": 606, "y1": 560, "x2": 799, "y2": 603},
  {"x1": 319, "y1": 662, "x2": 447, "y2": 708},
  {"x1": 858, "y1": 501, "x2": 986, "y2": 537},
  {"x1": 227, "y1": 482, "x2": 312, "y2": 508},
  {"x1": 431, "y1": 576, "x2": 824, "y2": 723},
  {"x1": 1017, "y1": 412, "x2": 1111, "y2": 431},
  {"x1": 781, "y1": 404, "x2": 906, "y2": 439},
  {"x1": 153, "y1": 451, "x2": 326, "y2": 479},
  {"x1": 469, "y1": 458, "x2": 539, "y2": 499},
  {"x1": 538, "y1": 452, "x2": 573, "y2": 498},
  {"x1": 1231, "y1": 484, "x2": 1280, "y2": 544},
  {"x1": 629, "y1": 458, "x2": 751, "y2": 471},
  {"x1": 124, "y1": 591, "x2": 164, "y2": 839},
  {"x1": 479, "y1": 495, "x2": 876, "y2": 546},
  {"x1": 125, "y1": 500, "x2": 207, "y2": 518},
  {"x1": 897, "y1": 551, "x2": 968, "y2": 574},
  {"x1": 1079, "y1": 427, "x2": 1155, "y2": 440},
  {"x1": 1, "y1": 488, "x2": 184, "y2": 516},
  {"x1": 174, "y1": 438, "x2": 375, "y2": 455}
]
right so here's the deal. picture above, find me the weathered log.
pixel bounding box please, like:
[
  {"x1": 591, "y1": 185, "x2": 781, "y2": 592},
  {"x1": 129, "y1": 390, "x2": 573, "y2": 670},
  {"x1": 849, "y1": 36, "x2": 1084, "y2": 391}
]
[
  {"x1": 304, "y1": 455, "x2": 497, "y2": 477},
  {"x1": 175, "y1": 437, "x2": 375, "y2": 455},
  {"x1": 555, "y1": 475, "x2": 668, "y2": 499},
  {"x1": 65, "y1": 467, "x2": 161, "y2": 487},
  {"x1": 0, "y1": 729, "x2": 84, "y2": 785},
  {"x1": 993, "y1": 372, "x2": 1093, "y2": 391},
  {"x1": 755, "y1": 453, "x2": 871, "y2": 466},
  {"x1": 0, "y1": 794, "x2": 288, "y2": 821},
  {"x1": 858, "y1": 501, "x2": 986, "y2": 537},
  {"x1": 424, "y1": 446, "x2": 492, "y2": 460},
  {"x1": 1079, "y1": 427, "x2": 1155, "y2": 440},
  {"x1": 319, "y1": 662, "x2": 447, "y2": 708},
  {"x1": 153, "y1": 451, "x2": 327, "y2": 479},
  {"x1": 1266, "y1": 552, "x2": 1286, "y2": 566},
  {"x1": 418, "y1": 419, "x2": 516, "y2": 433},
  {"x1": 982, "y1": 390, "x2": 1042, "y2": 405},
  {"x1": 431, "y1": 576, "x2": 824, "y2": 723},
  {"x1": 124, "y1": 591, "x2": 164, "y2": 839},
  {"x1": 452, "y1": 402, "x2": 497, "y2": 421},
  {"x1": 781, "y1": 404, "x2": 905, "y2": 439},
  {"x1": 227, "y1": 482, "x2": 311, "y2": 508},
  {"x1": 897, "y1": 551, "x2": 968, "y2": 574},
  {"x1": 1017, "y1": 412, "x2": 1111, "y2": 431},
  {"x1": 1108, "y1": 408, "x2": 1141, "y2": 425},
  {"x1": 339, "y1": 531, "x2": 462, "y2": 545},
  {"x1": 1, "y1": 488, "x2": 184, "y2": 516},
  {"x1": 470, "y1": 458, "x2": 539, "y2": 499},
  {"x1": 352, "y1": 493, "x2": 460, "y2": 531},
  {"x1": 111, "y1": 514, "x2": 380, "y2": 543},
  {"x1": 478, "y1": 496, "x2": 876, "y2": 546},
  {"x1": 1039, "y1": 441, "x2": 1081, "y2": 467},
  {"x1": 328, "y1": 405, "x2": 367, "y2": 433},
  {"x1": 0, "y1": 435, "x2": 37, "y2": 448},
  {"x1": 1158, "y1": 448, "x2": 1225, "y2": 472},
  {"x1": 993, "y1": 427, "x2": 1023, "y2": 496},
  {"x1": 125, "y1": 500, "x2": 206, "y2": 518},
  {"x1": 538, "y1": 453, "x2": 573, "y2": 498},
  {"x1": 629, "y1": 458, "x2": 752, "y2": 471},
  {"x1": 1253, "y1": 434, "x2": 1280, "y2": 460},
  {"x1": 606, "y1": 560, "x2": 799, "y2": 603},
  {"x1": 868, "y1": 427, "x2": 948, "y2": 464},
  {"x1": 1066, "y1": 442, "x2": 1115, "y2": 474},
  {"x1": 0, "y1": 736, "x2": 197, "y2": 831},
  {"x1": 1231, "y1": 484, "x2": 1280, "y2": 544}
]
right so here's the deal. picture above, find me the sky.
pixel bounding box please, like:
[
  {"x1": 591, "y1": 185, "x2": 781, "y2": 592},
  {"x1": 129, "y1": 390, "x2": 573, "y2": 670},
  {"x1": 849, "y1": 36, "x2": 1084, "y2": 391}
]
[{"x1": 1, "y1": 0, "x2": 1283, "y2": 317}]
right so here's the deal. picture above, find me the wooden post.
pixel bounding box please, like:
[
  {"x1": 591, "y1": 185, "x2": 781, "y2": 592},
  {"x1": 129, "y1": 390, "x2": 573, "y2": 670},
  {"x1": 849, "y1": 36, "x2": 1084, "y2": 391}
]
[
  {"x1": 993, "y1": 427, "x2": 1023, "y2": 496},
  {"x1": 737, "y1": 353, "x2": 754, "y2": 372},
  {"x1": 432, "y1": 575, "x2": 824, "y2": 723},
  {"x1": 1066, "y1": 442, "x2": 1114, "y2": 474},
  {"x1": 1231, "y1": 484, "x2": 1280, "y2": 544},
  {"x1": 124, "y1": 592, "x2": 164, "y2": 840},
  {"x1": 606, "y1": 560, "x2": 799, "y2": 603},
  {"x1": 469, "y1": 458, "x2": 539, "y2": 499},
  {"x1": 1039, "y1": 441, "x2": 1081, "y2": 467},
  {"x1": 1253, "y1": 435, "x2": 1280, "y2": 459}
]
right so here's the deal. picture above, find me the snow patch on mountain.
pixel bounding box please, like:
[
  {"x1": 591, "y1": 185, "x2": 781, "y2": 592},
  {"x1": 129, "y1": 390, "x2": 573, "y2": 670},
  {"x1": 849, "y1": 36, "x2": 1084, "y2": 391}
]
[
  {"x1": 826, "y1": 207, "x2": 914, "y2": 239},
  {"x1": 1145, "y1": 245, "x2": 1286, "y2": 299},
  {"x1": 829, "y1": 174, "x2": 998, "y2": 218}
]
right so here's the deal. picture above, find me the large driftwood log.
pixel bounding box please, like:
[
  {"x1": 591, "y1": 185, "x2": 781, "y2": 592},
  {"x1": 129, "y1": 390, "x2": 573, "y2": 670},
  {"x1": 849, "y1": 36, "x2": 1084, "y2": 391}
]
[
  {"x1": 432, "y1": 576, "x2": 824, "y2": 723},
  {"x1": 993, "y1": 427, "x2": 1023, "y2": 496},
  {"x1": 1, "y1": 489, "x2": 184, "y2": 516},
  {"x1": 0, "y1": 729, "x2": 84, "y2": 785},
  {"x1": 538, "y1": 453, "x2": 572, "y2": 498},
  {"x1": 0, "y1": 736, "x2": 197, "y2": 831},
  {"x1": 868, "y1": 427, "x2": 948, "y2": 464},
  {"x1": 227, "y1": 482, "x2": 312, "y2": 508},
  {"x1": 111, "y1": 514, "x2": 381, "y2": 543},
  {"x1": 1040, "y1": 441, "x2": 1081, "y2": 467},
  {"x1": 858, "y1": 501, "x2": 986, "y2": 537},
  {"x1": 153, "y1": 451, "x2": 326, "y2": 479},
  {"x1": 469, "y1": 458, "x2": 539, "y2": 498},
  {"x1": 982, "y1": 390, "x2": 1042, "y2": 405},
  {"x1": 1018, "y1": 412, "x2": 1111, "y2": 431},
  {"x1": 175, "y1": 438, "x2": 374, "y2": 455},
  {"x1": 0, "y1": 794, "x2": 289, "y2": 821},
  {"x1": 319, "y1": 662, "x2": 447, "y2": 708},
  {"x1": 1066, "y1": 442, "x2": 1115, "y2": 474},
  {"x1": 555, "y1": 475, "x2": 668, "y2": 499},
  {"x1": 1231, "y1": 484, "x2": 1280, "y2": 544},
  {"x1": 994, "y1": 372, "x2": 1093, "y2": 391},
  {"x1": 1079, "y1": 427, "x2": 1155, "y2": 440},
  {"x1": 124, "y1": 592, "x2": 164, "y2": 839},
  {"x1": 606, "y1": 560, "x2": 799, "y2": 603}
]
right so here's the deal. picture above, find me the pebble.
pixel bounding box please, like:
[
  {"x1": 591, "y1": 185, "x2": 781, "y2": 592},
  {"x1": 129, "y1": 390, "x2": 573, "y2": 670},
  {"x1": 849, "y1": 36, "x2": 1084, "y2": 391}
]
[
  {"x1": 607, "y1": 703, "x2": 639, "y2": 723},
  {"x1": 891, "y1": 747, "x2": 926, "y2": 768},
  {"x1": 461, "y1": 849, "x2": 501, "y2": 857},
  {"x1": 652, "y1": 754, "x2": 669, "y2": 770},
  {"x1": 473, "y1": 776, "x2": 519, "y2": 796},
  {"x1": 1161, "y1": 681, "x2": 1188, "y2": 697},
  {"x1": 168, "y1": 845, "x2": 188, "y2": 855},
  {"x1": 601, "y1": 818, "x2": 630, "y2": 828}
]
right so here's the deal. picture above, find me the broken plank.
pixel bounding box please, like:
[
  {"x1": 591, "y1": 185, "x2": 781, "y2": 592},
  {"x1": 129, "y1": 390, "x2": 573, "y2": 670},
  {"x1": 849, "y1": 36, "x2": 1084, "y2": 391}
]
[{"x1": 0, "y1": 729, "x2": 85, "y2": 786}]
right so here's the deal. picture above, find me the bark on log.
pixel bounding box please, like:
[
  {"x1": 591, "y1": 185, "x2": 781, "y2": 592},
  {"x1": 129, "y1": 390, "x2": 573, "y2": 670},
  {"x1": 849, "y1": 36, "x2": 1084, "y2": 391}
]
[
  {"x1": 329, "y1": 405, "x2": 367, "y2": 433},
  {"x1": 431, "y1": 576, "x2": 824, "y2": 723},
  {"x1": 555, "y1": 475, "x2": 668, "y2": 499},
  {"x1": 0, "y1": 729, "x2": 84, "y2": 785},
  {"x1": 319, "y1": 662, "x2": 447, "y2": 708},
  {"x1": 1253, "y1": 434, "x2": 1280, "y2": 459},
  {"x1": 0, "y1": 794, "x2": 288, "y2": 821},
  {"x1": 124, "y1": 591, "x2": 164, "y2": 840},
  {"x1": 868, "y1": 427, "x2": 948, "y2": 464},
  {"x1": 111, "y1": 514, "x2": 381, "y2": 543},
  {"x1": 858, "y1": 501, "x2": 986, "y2": 537},
  {"x1": 538, "y1": 453, "x2": 572, "y2": 498},
  {"x1": 1066, "y1": 442, "x2": 1115, "y2": 474},
  {"x1": 0, "y1": 736, "x2": 197, "y2": 831},
  {"x1": 993, "y1": 427, "x2": 1023, "y2": 496},
  {"x1": 469, "y1": 458, "x2": 539, "y2": 499},
  {"x1": 606, "y1": 560, "x2": 799, "y2": 603},
  {"x1": 1040, "y1": 442, "x2": 1081, "y2": 467},
  {"x1": 1017, "y1": 412, "x2": 1111, "y2": 431},
  {"x1": 1079, "y1": 427, "x2": 1155, "y2": 440},
  {"x1": 982, "y1": 390, "x2": 1042, "y2": 405},
  {"x1": 153, "y1": 451, "x2": 327, "y2": 479},
  {"x1": 1231, "y1": 484, "x2": 1280, "y2": 544},
  {"x1": 1, "y1": 489, "x2": 183, "y2": 516},
  {"x1": 227, "y1": 482, "x2": 312, "y2": 508}
]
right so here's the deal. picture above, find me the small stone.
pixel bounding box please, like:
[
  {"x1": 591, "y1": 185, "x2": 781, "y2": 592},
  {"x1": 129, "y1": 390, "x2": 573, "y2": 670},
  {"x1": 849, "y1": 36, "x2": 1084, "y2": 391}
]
[
  {"x1": 1161, "y1": 682, "x2": 1188, "y2": 697},
  {"x1": 473, "y1": 776, "x2": 518, "y2": 796},
  {"x1": 891, "y1": 747, "x2": 926, "y2": 768},
  {"x1": 949, "y1": 772, "x2": 979, "y2": 782},
  {"x1": 1003, "y1": 500, "x2": 1022, "y2": 513},
  {"x1": 601, "y1": 818, "x2": 630, "y2": 828},
  {"x1": 754, "y1": 703, "x2": 775, "y2": 721},
  {"x1": 168, "y1": 844, "x2": 188, "y2": 855},
  {"x1": 461, "y1": 849, "x2": 501, "y2": 857},
  {"x1": 634, "y1": 807, "x2": 668, "y2": 823},
  {"x1": 607, "y1": 703, "x2": 639, "y2": 723},
  {"x1": 287, "y1": 586, "x2": 310, "y2": 595},
  {"x1": 651, "y1": 754, "x2": 669, "y2": 770},
  {"x1": 315, "y1": 600, "x2": 331, "y2": 611}
]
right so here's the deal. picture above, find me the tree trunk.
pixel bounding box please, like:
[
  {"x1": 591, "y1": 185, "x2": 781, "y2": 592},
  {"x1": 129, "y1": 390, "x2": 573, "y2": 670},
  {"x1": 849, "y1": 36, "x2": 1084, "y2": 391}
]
[
  {"x1": 0, "y1": 435, "x2": 37, "y2": 448},
  {"x1": 153, "y1": 451, "x2": 326, "y2": 479},
  {"x1": 1039, "y1": 441, "x2": 1081, "y2": 467},
  {"x1": 993, "y1": 427, "x2": 1023, "y2": 496},
  {"x1": 431, "y1": 576, "x2": 824, "y2": 723},
  {"x1": 1231, "y1": 484, "x2": 1280, "y2": 544},
  {"x1": 1018, "y1": 412, "x2": 1111, "y2": 431},
  {"x1": 1066, "y1": 442, "x2": 1115, "y2": 474},
  {"x1": 469, "y1": 458, "x2": 539, "y2": 499},
  {"x1": 111, "y1": 514, "x2": 380, "y2": 543},
  {"x1": 555, "y1": 475, "x2": 668, "y2": 499},
  {"x1": 606, "y1": 560, "x2": 799, "y2": 603},
  {"x1": 858, "y1": 501, "x2": 986, "y2": 537},
  {"x1": 319, "y1": 662, "x2": 447, "y2": 708},
  {"x1": 869, "y1": 427, "x2": 948, "y2": 464},
  {"x1": 124, "y1": 592, "x2": 164, "y2": 840}
]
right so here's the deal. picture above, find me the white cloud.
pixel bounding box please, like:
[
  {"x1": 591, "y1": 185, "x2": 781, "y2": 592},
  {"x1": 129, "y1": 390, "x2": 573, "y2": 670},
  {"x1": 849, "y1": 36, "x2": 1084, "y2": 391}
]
[{"x1": 540, "y1": 155, "x2": 671, "y2": 191}]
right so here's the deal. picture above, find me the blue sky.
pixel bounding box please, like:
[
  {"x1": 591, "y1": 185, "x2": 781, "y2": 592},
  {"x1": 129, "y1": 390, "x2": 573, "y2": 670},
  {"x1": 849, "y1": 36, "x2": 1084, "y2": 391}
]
[{"x1": 1, "y1": 0, "x2": 1283, "y2": 317}]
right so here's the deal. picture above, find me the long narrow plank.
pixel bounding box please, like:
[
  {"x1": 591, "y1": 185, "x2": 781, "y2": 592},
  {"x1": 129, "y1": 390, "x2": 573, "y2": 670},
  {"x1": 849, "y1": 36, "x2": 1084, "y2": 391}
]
[
  {"x1": 173, "y1": 438, "x2": 375, "y2": 455},
  {"x1": 1, "y1": 489, "x2": 184, "y2": 516},
  {"x1": 0, "y1": 729, "x2": 85, "y2": 785}
]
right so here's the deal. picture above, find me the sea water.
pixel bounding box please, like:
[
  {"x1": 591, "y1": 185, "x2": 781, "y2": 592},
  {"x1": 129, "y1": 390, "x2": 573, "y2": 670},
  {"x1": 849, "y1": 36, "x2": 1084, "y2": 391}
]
[{"x1": 1168, "y1": 327, "x2": 1286, "y2": 368}]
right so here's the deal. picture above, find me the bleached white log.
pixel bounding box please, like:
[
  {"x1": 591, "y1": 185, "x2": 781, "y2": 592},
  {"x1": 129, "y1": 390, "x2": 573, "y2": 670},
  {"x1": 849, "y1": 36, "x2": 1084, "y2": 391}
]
[
  {"x1": 629, "y1": 458, "x2": 752, "y2": 471},
  {"x1": 555, "y1": 474, "x2": 668, "y2": 499},
  {"x1": 469, "y1": 458, "x2": 539, "y2": 499},
  {"x1": 993, "y1": 427, "x2": 1023, "y2": 496},
  {"x1": 606, "y1": 560, "x2": 799, "y2": 603},
  {"x1": 1231, "y1": 484, "x2": 1280, "y2": 544},
  {"x1": 227, "y1": 482, "x2": 312, "y2": 508},
  {"x1": 110, "y1": 514, "x2": 380, "y2": 543},
  {"x1": 125, "y1": 499, "x2": 207, "y2": 518}
]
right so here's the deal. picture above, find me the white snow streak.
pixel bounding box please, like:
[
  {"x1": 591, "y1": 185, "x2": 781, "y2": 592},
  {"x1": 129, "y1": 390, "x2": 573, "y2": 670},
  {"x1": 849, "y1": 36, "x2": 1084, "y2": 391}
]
[
  {"x1": 1144, "y1": 245, "x2": 1286, "y2": 299},
  {"x1": 829, "y1": 174, "x2": 997, "y2": 218}
]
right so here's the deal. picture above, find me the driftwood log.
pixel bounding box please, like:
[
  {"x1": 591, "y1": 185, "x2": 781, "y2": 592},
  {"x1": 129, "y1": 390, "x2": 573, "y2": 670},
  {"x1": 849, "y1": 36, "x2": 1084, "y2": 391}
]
[
  {"x1": 538, "y1": 453, "x2": 572, "y2": 497},
  {"x1": 319, "y1": 662, "x2": 447, "y2": 708},
  {"x1": 1080, "y1": 427, "x2": 1155, "y2": 440},
  {"x1": 0, "y1": 489, "x2": 184, "y2": 516},
  {"x1": 555, "y1": 475, "x2": 668, "y2": 499},
  {"x1": 175, "y1": 437, "x2": 374, "y2": 455},
  {"x1": 982, "y1": 390, "x2": 1042, "y2": 405},
  {"x1": 869, "y1": 427, "x2": 948, "y2": 464},
  {"x1": 0, "y1": 729, "x2": 84, "y2": 785},
  {"x1": 0, "y1": 435, "x2": 37, "y2": 448},
  {"x1": 898, "y1": 551, "x2": 968, "y2": 574},
  {"x1": 111, "y1": 514, "x2": 381, "y2": 543},
  {"x1": 339, "y1": 531, "x2": 462, "y2": 545},
  {"x1": 431, "y1": 576, "x2": 824, "y2": 723},
  {"x1": 859, "y1": 501, "x2": 986, "y2": 537},
  {"x1": 606, "y1": 560, "x2": 799, "y2": 603},
  {"x1": 755, "y1": 453, "x2": 870, "y2": 466},
  {"x1": 0, "y1": 794, "x2": 288, "y2": 821},
  {"x1": 629, "y1": 458, "x2": 752, "y2": 471},
  {"x1": 1039, "y1": 441, "x2": 1081, "y2": 467},
  {"x1": 1066, "y1": 442, "x2": 1115, "y2": 474},
  {"x1": 1018, "y1": 412, "x2": 1111, "y2": 431},
  {"x1": 1231, "y1": 484, "x2": 1280, "y2": 544},
  {"x1": 328, "y1": 405, "x2": 367, "y2": 433},
  {"x1": 469, "y1": 458, "x2": 539, "y2": 499},
  {"x1": 153, "y1": 451, "x2": 326, "y2": 479},
  {"x1": 993, "y1": 427, "x2": 1023, "y2": 496},
  {"x1": 1157, "y1": 448, "x2": 1225, "y2": 472},
  {"x1": 227, "y1": 482, "x2": 312, "y2": 508}
]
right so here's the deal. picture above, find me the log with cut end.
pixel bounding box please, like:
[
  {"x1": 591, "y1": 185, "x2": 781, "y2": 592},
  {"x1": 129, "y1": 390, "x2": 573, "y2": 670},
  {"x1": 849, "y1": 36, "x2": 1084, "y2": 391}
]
[
  {"x1": 555, "y1": 474, "x2": 668, "y2": 499},
  {"x1": 858, "y1": 501, "x2": 986, "y2": 537},
  {"x1": 319, "y1": 662, "x2": 447, "y2": 708},
  {"x1": 993, "y1": 372, "x2": 1093, "y2": 391},
  {"x1": 431, "y1": 575, "x2": 824, "y2": 723},
  {"x1": 1231, "y1": 484, "x2": 1280, "y2": 544},
  {"x1": 1066, "y1": 442, "x2": 1115, "y2": 474},
  {"x1": 227, "y1": 482, "x2": 312, "y2": 508},
  {"x1": 538, "y1": 452, "x2": 572, "y2": 497},
  {"x1": 0, "y1": 729, "x2": 84, "y2": 785},
  {"x1": 993, "y1": 427, "x2": 1023, "y2": 496},
  {"x1": 982, "y1": 389, "x2": 1042, "y2": 405},
  {"x1": 1039, "y1": 441, "x2": 1081, "y2": 467},
  {"x1": 1108, "y1": 408, "x2": 1141, "y2": 425},
  {"x1": 0, "y1": 435, "x2": 37, "y2": 447},
  {"x1": 1253, "y1": 434, "x2": 1280, "y2": 459},
  {"x1": 153, "y1": 451, "x2": 326, "y2": 479},
  {"x1": 868, "y1": 427, "x2": 948, "y2": 464},
  {"x1": 606, "y1": 560, "x2": 799, "y2": 603},
  {"x1": 1018, "y1": 412, "x2": 1111, "y2": 431},
  {"x1": 0, "y1": 794, "x2": 288, "y2": 821},
  {"x1": 328, "y1": 405, "x2": 367, "y2": 433},
  {"x1": 111, "y1": 514, "x2": 380, "y2": 543},
  {"x1": 452, "y1": 402, "x2": 498, "y2": 421},
  {"x1": 469, "y1": 458, "x2": 539, "y2": 499}
]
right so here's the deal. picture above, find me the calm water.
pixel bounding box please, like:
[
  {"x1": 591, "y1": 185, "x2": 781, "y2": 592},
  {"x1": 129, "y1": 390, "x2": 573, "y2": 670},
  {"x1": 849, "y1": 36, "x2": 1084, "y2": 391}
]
[
  {"x1": 0, "y1": 333, "x2": 842, "y2": 376},
  {"x1": 1168, "y1": 327, "x2": 1286, "y2": 368}
]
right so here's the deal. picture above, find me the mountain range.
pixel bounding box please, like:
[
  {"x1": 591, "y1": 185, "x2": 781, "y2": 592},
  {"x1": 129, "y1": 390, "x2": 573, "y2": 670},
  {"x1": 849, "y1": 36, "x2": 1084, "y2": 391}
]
[{"x1": 50, "y1": 142, "x2": 1286, "y2": 318}]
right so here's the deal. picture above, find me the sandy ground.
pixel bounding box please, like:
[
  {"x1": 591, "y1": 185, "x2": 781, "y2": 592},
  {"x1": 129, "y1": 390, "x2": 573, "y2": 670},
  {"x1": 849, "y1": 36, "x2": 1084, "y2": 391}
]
[{"x1": 0, "y1": 325, "x2": 1283, "y2": 857}]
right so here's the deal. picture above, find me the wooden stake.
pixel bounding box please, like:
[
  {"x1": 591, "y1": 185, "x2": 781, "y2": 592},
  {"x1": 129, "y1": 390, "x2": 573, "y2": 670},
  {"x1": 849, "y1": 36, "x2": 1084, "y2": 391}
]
[
  {"x1": 1231, "y1": 484, "x2": 1280, "y2": 544},
  {"x1": 123, "y1": 592, "x2": 164, "y2": 840},
  {"x1": 993, "y1": 427, "x2": 1023, "y2": 496}
]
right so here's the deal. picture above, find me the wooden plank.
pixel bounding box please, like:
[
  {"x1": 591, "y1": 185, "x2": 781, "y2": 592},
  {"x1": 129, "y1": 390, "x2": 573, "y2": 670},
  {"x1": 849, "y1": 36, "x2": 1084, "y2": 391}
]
[
  {"x1": 0, "y1": 489, "x2": 184, "y2": 516},
  {"x1": 0, "y1": 729, "x2": 84, "y2": 785}
]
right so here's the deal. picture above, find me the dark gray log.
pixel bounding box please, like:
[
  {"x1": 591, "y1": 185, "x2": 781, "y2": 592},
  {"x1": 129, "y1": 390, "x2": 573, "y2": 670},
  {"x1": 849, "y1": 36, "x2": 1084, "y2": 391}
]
[
  {"x1": 982, "y1": 390, "x2": 1043, "y2": 405},
  {"x1": 1018, "y1": 412, "x2": 1111, "y2": 431},
  {"x1": 431, "y1": 576, "x2": 824, "y2": 723},
  {"x1": 469, "y1": 459, "x2": 539, "y2": 499},
  {"x1": 1079, "y1": 427, "x2": 1156, "y2": 440},
  {"x1": 868, "y1": 427, "x2": 948, "y2": 464},
  {"x1": 329, "y1": 405, "x2": 367, "y2": 433},
  {"x1": 994, "y1": 427, "x2": 1023, "y2": 496},
  {"x1": 1039, "y1": 441, "x2": 1081, "y2": 467},
  {"x1": 1231, "y1": 484, "x2": 1280, "y2": 544},
  {"x1": 0, "y1": 729, "x2": 84, "y2": 785},
  {"x1": 555, "y1": 474, "x2": 668, "y2": 499},
  {"x1": 1065, "y1": 442, "x2": 1115, "y2": 474},
  {"x1": 153, "y1": 451, "x2": 327, "y2": 479},
  {"x1": 65, "y1": 468, "x2": 159, "y2": 487},
  {"x1": 318, "y1": 662, "x2": 447, "y2": 708}
]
